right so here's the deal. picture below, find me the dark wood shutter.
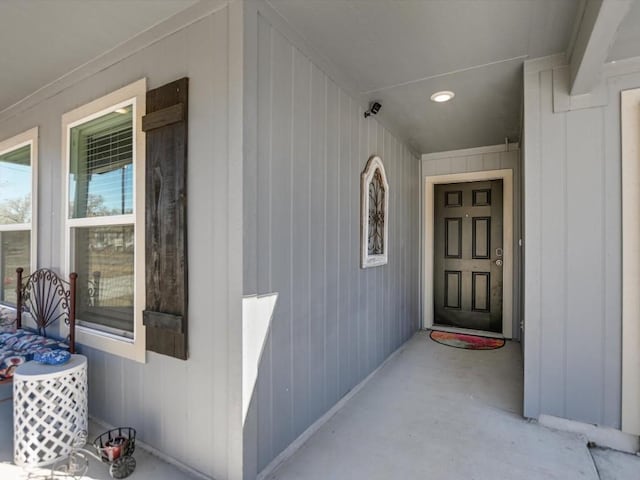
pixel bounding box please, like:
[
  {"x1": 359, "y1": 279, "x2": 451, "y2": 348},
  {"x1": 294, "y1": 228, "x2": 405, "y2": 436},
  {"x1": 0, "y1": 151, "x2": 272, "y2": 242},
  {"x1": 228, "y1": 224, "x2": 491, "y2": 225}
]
[{"x1": 142, "y1": 78, "x2": 189, "y2": 360}]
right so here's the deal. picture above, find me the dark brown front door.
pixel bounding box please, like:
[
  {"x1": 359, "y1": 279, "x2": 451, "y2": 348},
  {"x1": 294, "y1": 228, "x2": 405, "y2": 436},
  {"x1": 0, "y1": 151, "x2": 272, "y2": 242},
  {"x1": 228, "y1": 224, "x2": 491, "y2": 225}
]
[{"x1": 434, "y1": 180, "x2": 503, "y2": 333}]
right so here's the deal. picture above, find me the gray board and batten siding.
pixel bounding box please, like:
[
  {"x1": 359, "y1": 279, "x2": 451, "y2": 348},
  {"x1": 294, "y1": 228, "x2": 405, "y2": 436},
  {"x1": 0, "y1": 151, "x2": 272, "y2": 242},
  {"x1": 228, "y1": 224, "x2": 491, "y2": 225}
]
[
  {"x1": 0, "y1": 8, "x2": 243, "y2": 480},
  {"x1": 242, "y1": 8, "x2": 421, "y2": 475},
  {"x1": 421, "y1": 145, "x2": 523, "y2": 341},
  {"x1": 522, "y1": 58, "x2": 640, "y2": 430}
]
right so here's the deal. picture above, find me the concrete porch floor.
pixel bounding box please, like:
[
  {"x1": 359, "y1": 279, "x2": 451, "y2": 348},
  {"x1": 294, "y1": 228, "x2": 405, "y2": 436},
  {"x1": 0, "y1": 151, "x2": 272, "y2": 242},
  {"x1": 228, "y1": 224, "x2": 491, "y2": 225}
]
[
  {"x1": 1, "y1": 332, "x2": 639, "y2": 479},
  {"x1": 265, "y1": 331, "x2": 640, "y2": 480},
  {"x1": 0, "y1": 385, "x2": 196, "y2": 480}
]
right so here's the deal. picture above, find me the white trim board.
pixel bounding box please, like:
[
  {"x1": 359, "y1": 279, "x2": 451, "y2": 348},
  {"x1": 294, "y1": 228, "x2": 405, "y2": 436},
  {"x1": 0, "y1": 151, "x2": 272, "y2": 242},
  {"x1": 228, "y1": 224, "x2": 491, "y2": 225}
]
[
  {"x1": 226, "y1": 0, "x2": 246, "y2": 476},
  {"x1": 0, "y1": 127, "x2": 38, "y2": 286},
  {"x1": 422, "y1": 142, "x2": 519, "y2": 161},
  {"x1": 603, "y1": 55, "x2": 640, "y2": 78},
  {"x1": 621, "y1": 87, "x2": 640, "y2": 436},
  {"x1": 538, "y1": 414, "x2": 639, "y2": 454},
  {"x1": 61, "y1": 78, "x2": 147, "y2": 363},
  {"x1": 523, "y1": 53, "x2": 567, "y2": 75},
  {"x1": 423, "y1": 169, "x2": 514, "y2": 339}
]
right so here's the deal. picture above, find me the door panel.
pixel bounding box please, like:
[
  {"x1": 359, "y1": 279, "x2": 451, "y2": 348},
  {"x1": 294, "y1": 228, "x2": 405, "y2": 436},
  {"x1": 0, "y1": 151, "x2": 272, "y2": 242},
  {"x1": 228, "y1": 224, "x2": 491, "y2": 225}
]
[
  {"x1": 472, "y1": 272, "x2": 490, "y2": 312},
  {"x1": 434, "y1": 180, "x2": 503, "y2": 332},
  {"x1": 472, "y1": 217, "x2": 490, "y2": 259},
  {"x1": 445, "y1": 218, "x2": 462, "y2": 258},
  {"x1": 444, "y1": 270, "x2": 462, "y2": 309}
]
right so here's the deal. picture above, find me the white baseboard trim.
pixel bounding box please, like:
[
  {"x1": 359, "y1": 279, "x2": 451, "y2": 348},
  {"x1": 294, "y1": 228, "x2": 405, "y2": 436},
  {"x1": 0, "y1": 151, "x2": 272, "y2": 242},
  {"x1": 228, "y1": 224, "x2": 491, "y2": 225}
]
[
  {"x1": 89, "y1": 416, "x2": 212, "y2": 480},
  {"x1": 538, "y1": 414, "x2": 640, "y2": 454},
  {"x1": 257, "y1": 338, "x2": 413, "y2": 480}
]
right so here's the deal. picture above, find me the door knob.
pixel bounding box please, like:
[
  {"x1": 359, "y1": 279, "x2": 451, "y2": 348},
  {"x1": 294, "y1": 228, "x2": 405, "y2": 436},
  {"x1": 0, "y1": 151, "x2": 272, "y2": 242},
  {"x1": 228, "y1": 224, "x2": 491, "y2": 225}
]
[{"x1": 496, "y1": 259, "x2": 503, "y2": 267}]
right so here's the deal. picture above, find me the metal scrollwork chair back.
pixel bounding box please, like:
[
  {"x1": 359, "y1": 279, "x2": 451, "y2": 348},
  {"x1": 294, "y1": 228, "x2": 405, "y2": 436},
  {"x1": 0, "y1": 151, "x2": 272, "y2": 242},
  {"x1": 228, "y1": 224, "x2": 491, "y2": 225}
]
[{"x1": 16, "y1": 267, "x2": 78, "y2": 353}]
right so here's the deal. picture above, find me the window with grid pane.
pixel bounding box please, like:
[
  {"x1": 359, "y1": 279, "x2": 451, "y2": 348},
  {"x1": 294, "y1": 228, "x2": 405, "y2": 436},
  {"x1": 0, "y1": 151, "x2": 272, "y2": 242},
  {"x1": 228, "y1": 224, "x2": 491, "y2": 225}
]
[
  {"x1": 0, "y1": 138, "x2": 35, "y2": 306},
  {"x1": 68, "y1": 106, "x2": 135, "y2": 336}
]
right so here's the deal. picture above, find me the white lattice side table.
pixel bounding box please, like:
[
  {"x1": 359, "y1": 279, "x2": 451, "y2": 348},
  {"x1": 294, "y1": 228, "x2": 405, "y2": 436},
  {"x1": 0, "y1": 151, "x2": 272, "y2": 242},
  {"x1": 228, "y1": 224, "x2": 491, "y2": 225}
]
[{"x1": 13, "y1": 355, "x2": 88, "y2": 467}]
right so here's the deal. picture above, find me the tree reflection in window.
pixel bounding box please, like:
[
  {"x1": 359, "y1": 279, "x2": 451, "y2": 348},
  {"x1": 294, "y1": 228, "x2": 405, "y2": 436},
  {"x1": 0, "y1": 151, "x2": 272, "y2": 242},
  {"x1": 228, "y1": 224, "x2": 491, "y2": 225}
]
[{"x1": 368, "y1": 169, "x2": 385, "y2": 255}]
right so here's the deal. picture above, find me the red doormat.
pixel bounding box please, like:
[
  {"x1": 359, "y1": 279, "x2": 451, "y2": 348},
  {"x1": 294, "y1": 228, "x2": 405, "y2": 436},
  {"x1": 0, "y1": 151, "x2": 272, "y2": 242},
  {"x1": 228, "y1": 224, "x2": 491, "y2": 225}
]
[{"x1": 429, "y1": 330, "x2": 505, "y2": 350}]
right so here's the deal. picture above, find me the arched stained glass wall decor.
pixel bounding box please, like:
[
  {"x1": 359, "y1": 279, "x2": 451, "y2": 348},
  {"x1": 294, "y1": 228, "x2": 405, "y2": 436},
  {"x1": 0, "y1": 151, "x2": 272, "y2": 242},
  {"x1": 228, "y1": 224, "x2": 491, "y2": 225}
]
[{"x1": 361, "y1": 155, "x2": 389, "y2": 268}]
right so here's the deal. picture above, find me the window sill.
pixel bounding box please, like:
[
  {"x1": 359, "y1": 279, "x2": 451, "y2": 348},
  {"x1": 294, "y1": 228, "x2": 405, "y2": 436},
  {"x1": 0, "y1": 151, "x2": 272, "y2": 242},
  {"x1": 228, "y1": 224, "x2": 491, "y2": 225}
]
[{"x1": 76, "y1": 324, "x2": 146, "y2": 363}]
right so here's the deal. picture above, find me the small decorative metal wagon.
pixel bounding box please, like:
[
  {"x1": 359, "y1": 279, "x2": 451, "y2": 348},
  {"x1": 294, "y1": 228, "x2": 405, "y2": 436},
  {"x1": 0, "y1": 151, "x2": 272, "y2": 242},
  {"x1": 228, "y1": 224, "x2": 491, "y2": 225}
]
[
  {"x1": 92, "y1": 428, "x2": 137, "y2": 478},
  {"x1": 54, "y1": 428, "x2": 137, "y2": 479}
]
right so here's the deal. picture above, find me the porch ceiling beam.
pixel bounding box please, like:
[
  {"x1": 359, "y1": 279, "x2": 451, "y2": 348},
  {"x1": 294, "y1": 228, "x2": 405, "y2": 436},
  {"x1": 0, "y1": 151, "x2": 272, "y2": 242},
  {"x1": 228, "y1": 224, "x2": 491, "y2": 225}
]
[{"x1": 568, "y1": 0, "x2": 633, "y2": 96}]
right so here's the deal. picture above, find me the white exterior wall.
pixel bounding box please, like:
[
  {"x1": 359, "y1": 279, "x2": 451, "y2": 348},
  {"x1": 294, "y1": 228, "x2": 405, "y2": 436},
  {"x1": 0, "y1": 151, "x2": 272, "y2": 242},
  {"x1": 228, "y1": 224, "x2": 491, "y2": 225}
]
[
  {"x1": 522, "y1": 56, "x2": 640, "y2": 431},
  {"x1": 0, "y1": 5, "x2": 244, "y2": 479},
  {"x1": 242, "y1": 3, "x2": 421, "y2": 476}
]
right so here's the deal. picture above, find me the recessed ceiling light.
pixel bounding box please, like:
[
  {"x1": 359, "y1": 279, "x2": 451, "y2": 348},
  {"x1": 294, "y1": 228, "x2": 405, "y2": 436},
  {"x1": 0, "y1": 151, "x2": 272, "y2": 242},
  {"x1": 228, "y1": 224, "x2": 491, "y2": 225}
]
[
  {"x1": 115, "y1": 107, "x2": 129, "y2": 114},
  {"x1": 430, "y1": 91, "x2": 455, "y2": 103}
]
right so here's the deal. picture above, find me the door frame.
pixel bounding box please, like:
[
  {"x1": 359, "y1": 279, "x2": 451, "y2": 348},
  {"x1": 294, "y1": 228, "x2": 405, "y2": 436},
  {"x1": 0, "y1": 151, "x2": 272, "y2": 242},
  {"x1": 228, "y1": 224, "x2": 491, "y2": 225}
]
[{"x1": 423, "y1": 169, "x2": 513, "y2": 338}]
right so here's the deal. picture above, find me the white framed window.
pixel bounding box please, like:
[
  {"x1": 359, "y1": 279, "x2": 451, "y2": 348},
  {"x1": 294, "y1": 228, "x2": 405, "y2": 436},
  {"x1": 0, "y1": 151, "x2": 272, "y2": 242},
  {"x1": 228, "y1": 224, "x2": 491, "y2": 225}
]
[
  {"x1": 0, "y1": 127, "x2": 38, "y2": 307},
  {"x1": 62, "y1": 79, "x2": 146, "y2": 363}
]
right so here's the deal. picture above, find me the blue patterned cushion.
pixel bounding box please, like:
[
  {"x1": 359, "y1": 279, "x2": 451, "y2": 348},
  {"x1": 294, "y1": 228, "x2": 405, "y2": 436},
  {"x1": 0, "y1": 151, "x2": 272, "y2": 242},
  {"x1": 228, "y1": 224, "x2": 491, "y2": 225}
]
[
  {"x1": 0, "y1": 330, "x2": 70, "y2": 380},
  {"x1": 34, "y1": 350, "x2": 71, "y2": 365},
  {"x1": 0, "y1": 329, "x2": 68, "y2": 351}
]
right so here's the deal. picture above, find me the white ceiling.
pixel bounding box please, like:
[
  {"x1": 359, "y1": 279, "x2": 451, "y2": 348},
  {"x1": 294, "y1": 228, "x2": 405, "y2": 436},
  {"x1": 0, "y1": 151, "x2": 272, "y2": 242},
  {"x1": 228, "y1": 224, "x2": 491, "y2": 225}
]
[
  {"x1": 0, "y1": 0, "x2": 198, "y2": 113},
  {"x1": 1, "y1": 0, "x2": 638, "y2": 155},
  {"x1": 268, "y1": 0, "x2": 583, "y2": 153}
]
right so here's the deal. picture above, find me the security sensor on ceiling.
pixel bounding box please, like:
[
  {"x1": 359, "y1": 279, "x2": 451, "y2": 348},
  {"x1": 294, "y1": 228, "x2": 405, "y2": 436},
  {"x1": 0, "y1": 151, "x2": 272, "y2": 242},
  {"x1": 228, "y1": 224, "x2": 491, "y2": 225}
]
[{"x1": 364, "y1": 101, "x2": 381, "y2": 118}]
